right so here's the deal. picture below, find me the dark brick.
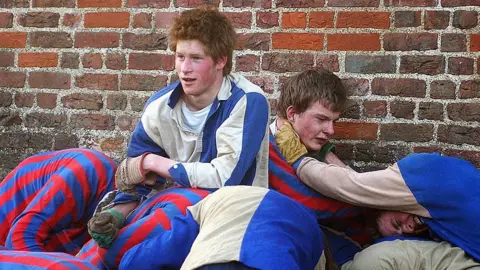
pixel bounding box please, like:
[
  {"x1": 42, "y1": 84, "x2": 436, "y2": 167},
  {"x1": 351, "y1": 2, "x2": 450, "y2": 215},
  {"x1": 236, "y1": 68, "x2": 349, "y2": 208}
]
[
  {"x1": 400, "y1": 55, "x2": 445, "y2": 75},
  {"x1": 236, "y1": 33, "x2": 270, "y2": 51},
  {"x1": 394, "y1": 11, "x2": 421, "y2": 27},
  {"x1": 372, "y1": 78, "x2": 426, "y2": 97},
  {"x1": 328, "y1": 0, "x2": 379, "y2": 6},
  {"x1": 106, "y1": 53, "x2": 126, "y2": 70},
  {"x1": 424, "y1": 10, "x2": 450, "y2": 29},
  {"x1": 31, "y1": 32, "x2": 73, "y2": 48},
  {"x1": 355, "y1": 143, "x2": 410, "y2": 164},
  {"x1": 390, "y1": 100, "x2": 415, "y2": 119},
  {"x1": 385, "y1": 0, "x2": 436, "y2": 6},
  {"x1": 459, "y1": 80, "x2": 480, "y2": 98},
  {"x1": 256, "y1": 12, "x2": 279, "y2": 28},
  {"x1": 333, "y1": 143, "x2": 355, "y2": 161},
  {"x1": 126, "y1": 0, "x2": 169, "y2": 7},
  {"x1": 130, "y1": 96, "x2": 149, "y2": 111},
  {"x1": 0, "y1": 111, "x2": 22, "y2": 126},
  {"x1": 70, "y1": 114, "x2": 115, "y2": 130},
  {"x1": 37, "y1": 93, "x2": 57, "y2": 108},
  {"x1": 441, "y1": 0, "x2": 480, "y2": 6},
  {"x1": 129, "y1": 53, "x2": 174, "y2": 70},
  {"x1": 0, "y1": 92, "x2": 12, "y2": 107},
  {"x1": 419, "y1": 102, "x2": 443, "y2": 120},
  {"x1": 122, "y1": 33, "x2": 168, "y2": 51},
  {"x1": 276, "y1": 0, "x2": 324, "y2": 7},
  {"x1": 14, "y1": 92, "x2": 34, "y2": 107},
  {"x1": 75, "y1": 73, "x2": 118, "y2": 90},
  {"x1": 316, "y1": 55, "x2": 339, "y2": 72},
  {"x1": 0, "y1": 52, "x2": 14, "y2": 67},
  {"x1": 448, "y1": 57, "x2": 474, "y2": 75},
  {"x1": 431, "y1": 80, "x2": 456, "y2": 99},
  {"x1": 441, "y1": 33, "x2": 467, "y2": 52},
  {"x1": 345, "y1": 55, "x2": 396, "y2": 73},
  {"x1": 245, "y1": 76, "x2": 274, "y2": 94},
  {"x1": 107, "y1": 94, "x2": 127, "y2": 110},
  {"x1": 384, "y1": 33, "x2": 437, "y2": 51},
  {"x1": 18, "y1": 12, "x2": 60, "y2": 28},
  {"x1": 29, "y1": 72, "x2": 70, "y2": 89},
  {"x1": 0, "y1": 0, "x2": 29, "y2": 8},
  {"x1": 0, "y1": 71, "x2": 26, "y2": 88},
  {"x1": 117, "y1": 115, "x2": 137, "y2": 131},
  {"x1": 0, "y1": 12, "x2": 13, "y2": 28},
  {"x1": 61, "y1": 52, "x2": 79, "y2": 69},
  {"x1": 262, "y1": 53, "x2": 314, "y2": 73},
  {"x1": 121, "y1": 74, "x2": 167, "y2": 91},
  {"x1": 442, "y1": 149, "x2": 480, "y2": 168},
  {"x1": 174, "y1": 0, "x2": 219, "y2": 7},
  {"x1": 342, "y1": 78, "x2": 369, "y2": 96},
  {"x1": 54, "y1": 133, "x2": 79, "y2": 150},
  {"x1": 61, "y1": 93, "x2": 103, "y2": 110},
  {"x1": 343, "y1": 99, "x2": 361, "y2": 119},
  {"x1": 381, "y1": 123, "x2": 434, "y2": 142},
  {"x1": 223, "y1": 12, "x2": 252, "y2": 29},
  {"x1": 75, "y1": 32, "x2": 119, "y2": 48},
  {"x1": 63, "y1": 13, "x2": 81, "y2": 27},
  {"x1": 447, "y1": 103, "x2": 480, "y2": 122},
  {"x1": 25, "y1": 112, "x2": 67, "y2": 128},
  {"x1": 82, "y1": 53, "x2": 102, "y2": 69},
  {"x1": 224, "y1": 0, "x2": 270, "y2": 7},
  {"x1": 438, "y1": 125, "x2": 480, "y2": 146},
  {"x1": 33, "y1": 0, "x2": 75, "y2": 7},
  {"x1": 453, "y1": 10, "x2": 478, "y2": 29},
  {"x1": 236, "y1": 54, "x2": 260, "y2": 72},
  {"x1": 0, "y1": 132, "x2": 52, "y2": 149},
  {"x1": 363, "y1": 100, "x2": 387, "y2": 118}
]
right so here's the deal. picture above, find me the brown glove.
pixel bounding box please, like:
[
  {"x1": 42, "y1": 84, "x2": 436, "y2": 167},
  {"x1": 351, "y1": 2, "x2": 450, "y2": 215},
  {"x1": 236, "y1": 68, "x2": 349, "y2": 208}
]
[
  {"x1": 115, "y1": 153, "x2": 156, "y2": 196},
  {"x1": 274, "y1": 122, "x2": 308, "y2": 164}
]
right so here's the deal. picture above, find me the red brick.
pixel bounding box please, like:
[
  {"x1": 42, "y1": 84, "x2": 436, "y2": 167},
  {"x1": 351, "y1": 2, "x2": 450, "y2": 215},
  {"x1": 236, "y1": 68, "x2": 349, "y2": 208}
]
[
  {"x1": 75, "y1": 73, "x2": 118, "y2": 90},
  {"x1": 441, "y1": 0, "x2": 480, "y2": 6},
  {"x1": 154, "y1": 12, "x2": 177, "y2": 28},
  {"x1": 99, "y1": 137, "x2": 125, "y2": 152},
  {"x1": 328, "y1": 0, "x2": 379, "y2": 6},
  {"x1": 333, "y1": 122, "x2": 378, "y2": 140},
  {"x1": 224, "y1": 12, "x2": 251, "y2": 29},
  {"x1": 15, "y1": 92, "x2": 34, "y2": 107},
  {"x1": 62, "y1": 93, "x2": 103, "y2": 110},
  {"x1": 18, "y1": 12, "x2": 60, "y2": 28},
  {"x1": 70, "y1": 114, "x2": 115, "y2": 130},
  {"x1": 419, "y1": 102, "x2": 443, "y2": 120},
  {"x1": 63, "y1": 13, "x2": 81, "y2": 27},
  {"x1": 174, "y1": 0, "x2": 219, "y2": 7},
  {"x1": 133, "y1": 13, "x2": 152, "y2": 28},
  {"x1": 106, "y1": 53, "x2": 126, "y2": 70},
  {"x1": 236, "y1": 54, "x2": 260, "y2": 72},
  {"x1": 394, "y1": 11, "x2": 421, "y2": 27},
  {"x1": 32, "y1": 0, "x2": 74, "y2": 7},
  {"x1": 424, "y1": 11, "x2": 450, "y2": 29},
  {"x1": 127, "y1": 0, "x2": 169, "y2": 7},
  {"x1": 0, "y1": 92, "x2": 13, "y2": 107},
  {"x1": 309, "y1": 12, "x2": 334, "y2": 28},
  {"x1": 61, "y1": 52, "x2": 79, "y2": 69},
  {"x1": 390, "y1": 100, "x2": 415, "y2": 119},
  {"x1": 245, "y1": 76, "x2": 274, "y2": 94},
  {"x1": 0, "y1": 71, "x2": 26, "y2": 88},
  {"x1": 441, "y1": 33, "x2": 467, "y2": 52},
  {"x1": 236, "y1": 33, "x2": 270, "y2": 51},
  {"x1": 400, "y1": 55, "x2": 445, "y2": 75},
  {"x1": 129, "y1": 53, "x2": 174, "y2": 70},
  {"x1": 447, "y1": 102, "x2": 480, "y2": 122},
  {"x1": 0, "y1": 32, "x2": 27, "y2": 48},
  {"x1": 384, "y1": 33, "x2": 437, "y2": 51},
  {"x1": 282, "y1": 12, "x2": 306, "y2": 28},
  {"x1": 471, "y1": 34, "x2": 480, "y2": 51},
  {"x1": 316, "y1": 55, "x2": 339, "y2": 72},
  {"x1": 107, "y1": 94, "x2": 127, "y2": 110},
  {"x1": 19, "y1": 52, "x2": 58, "y2": 67},
  {"x1": 120, "y1": 74, "x2": 167, "y2": 91},
  {"x1": 262, "y1": 53, "x2": 314, "y2": 73},
  {"x1": 385, "y1": 0, "x2": 436, "y2": 6},
  {"x1": 122, "y1": 33, "x2": 167, "y2": 51},
  {"x1": 0, "y1": 52, "x2": 14, "y2": 67},
  {"x1": 256, "y1": 12, "x2": 279, "y2": 28},
  {"x1": 342, "y1": 78, "x2": 369, "y2": 96},
  {"x1": 363, "y1": 100, "x2": 387, "y2": 118},
  {"x1": 84, "y1": 12, "x2": 130, "y2": 28},
  {"x1": 0, "y1": 12, "x2": 13, "y2": 28},
  {"x1": 224, "y1": 0, "x2": 269, "y2": 7},
  {"x1": 31, "y1": 32, "x2": 72, "y2": 48},
  {"x1": 327, "y1": 34, "x2": 380, "y2": 51},
  {"x1": 272, "y1": 33, "x2": 323, "y2": 50},
  {"x1": 459, "y1": 80, "x2": 480, "y2": 99},
  {"x1": 277, "y1": 0, "x2": 324, "y2": 7},
  {"x1": 337, "y1": 12, "x2": 390, "y2": 29},
  {"x1": 448, "y1": 57, "x2": 474, "y2": 75},
  {"x1": 37, "y1": 93, "x2": 57, "y2": 108},
  {"x1": 453, "y1": 10, "x2": 478, "y2": 29},
  {"x1": 29, "y1": 72, "x2": 70, "y2": 89},
  {"x1": 430, "y1": 80, "x2": 456, "y2": 99},
  {"x1": 75, "y1": 32, "x2": 120, "y2": 48},
  {"x1": 78, "y1": 0, "x2": 121, "y2": 7},
  {"x1": 83, "y1": 53, "x2": 103, "y2": 69},
  {"x1": 372, "y1": 78, "x2": 426, "y2": 97},
  {"x1": 381, "y1": 123, "x2": 434, "y2": 142}
]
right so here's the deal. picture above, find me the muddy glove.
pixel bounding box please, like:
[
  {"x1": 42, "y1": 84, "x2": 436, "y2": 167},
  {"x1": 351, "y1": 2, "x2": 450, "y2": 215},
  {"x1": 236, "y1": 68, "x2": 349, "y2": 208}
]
[
  {"x1": 274, "y1": 122, "x2": 308, "y2": 164},
  {"x1": 87, "y1": 208, "x2": 125, "y2": 249},
  {"x1": 115, "y1": 153, "x2": 156, "y2": 196}
]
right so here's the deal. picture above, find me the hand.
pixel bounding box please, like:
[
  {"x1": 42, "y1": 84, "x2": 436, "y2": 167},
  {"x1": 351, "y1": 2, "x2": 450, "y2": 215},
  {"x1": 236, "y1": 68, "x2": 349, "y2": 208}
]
[{"x1": 274, "y1": 122, "x2": 308, "y2": 164}]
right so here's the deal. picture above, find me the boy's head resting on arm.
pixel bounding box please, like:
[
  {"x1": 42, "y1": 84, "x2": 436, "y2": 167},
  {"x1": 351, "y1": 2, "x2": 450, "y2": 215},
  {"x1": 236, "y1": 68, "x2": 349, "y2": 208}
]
[
  {"x1": 276, "y1": 68, "x2": 347, "y2": 152},
  {"x1": 375, "y1": 211, "x2": 427, "y2": 237}
]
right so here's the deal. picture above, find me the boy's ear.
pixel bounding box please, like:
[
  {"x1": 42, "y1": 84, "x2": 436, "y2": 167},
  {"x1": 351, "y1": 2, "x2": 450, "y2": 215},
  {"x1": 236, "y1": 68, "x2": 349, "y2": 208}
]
[
  {"x1": 215, "y1": 56, "x2": 227, "y2": 70},
  {"x1": 286, "y1": 106, "x2": 296, "y2": 123}
]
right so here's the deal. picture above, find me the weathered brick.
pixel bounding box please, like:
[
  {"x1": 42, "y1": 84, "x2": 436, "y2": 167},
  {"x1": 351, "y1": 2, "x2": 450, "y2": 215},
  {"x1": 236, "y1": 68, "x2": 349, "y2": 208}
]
[
  {"x1": 31, "y1": 32, "x2": 72, "y2": 48},
  {"x1": 99, "y1": 137, "x2": 125, "y2": 152},
  {"x1": 0, "y1": 0, "x2": 29, "y2": 8},
  {"x1": 75, "y1": 32, "x2": 119, "y2": 48},
  {"x1": 372, "y1": 78, "x2": 426, "y2": 97},
  {"x1": 174, "y1": 0, "x2": 219, "y2": 7},
  {"x1": 257, "y1": 12, "x2": 279, "y2": 28},
  {"x1": 337, "y1": 12, "x2": 390, "y2": 29},
  {"x1": 0, "y1": 111, "x2": 22, "y2": 126},
  {"x1": 33, "y1": 0, "x2": 75, "y2": 7},
  {"x1": 448, "y1": 57, "x2": 474, "y2": 75},
  {"x1": 0, "y1": 132, "x2": 52, "y2": 149},
  {"x1": 245, "y1": 76, "x2": 274, "y2": 94},
  {"x1": 123, "y1": 33, "x2": 167, "y2": 51},
  {"x1": 262, "y1": 53, "x2": 314, "y2": 73},
  {"x1": 442, "y1": 149, "x2": 480, "y2": 167},
  {"x1": 154, "y1": 12, "x2": 177, "y2": 28},
  {"x1": 18, "y1": 12, "x2": 60, "y2": 28},
  {"x1": 343, "y1": 99, "x2": 361, "y2": 119},
  {"x1": 453, "y1": 10, "x2": 478, "y2": 29},
  {"x1": 107, "y1": 94, "x2": 127, "y2": 110},
  {"x1": 413, "y1": 146, "x2": 442, "y2": 153},
  {"x1": 276, "y1": 0, "x2": 324, "y2": 7},
  {"x1": 63, "y1": 13, "x2": 81, "y2": 27},
  {"x1": 381, "y1": 123, "x2": 434, "y2": 142},
  {"x1": 25, "y1": 112, "x2": 67, "y2": 128},
  {"x1": 84, "y1": 12, "x2": 130, "y2": 28},
  {"x1": 269, "y1": 98, "x2": 277, "y2": 116},
  {"x1": 78, "y1": 0, "x2": 121, "y2": 7},
  {"x1": 120, "y1": 74, "x2": 167, "y2": 91},
  {"x1": 0, "y1": 52, "x2": 14, "y2": 67},
  {"x1": 282, "y1": 12, "x2": 306, "y2": 28},
  {"x1": 400, "y1": 55, "x2": 445, "y2": 75},
  {"x1": 18, "y1": 52, "x2": 58, "y2": 67},
  {"x1": 424, "y1": 11, "x2": 450, "y2": 29},
  {"x1": 441, "y1": 0, "x2": 480, "y2": 6},
  {"x1": 345, "y1": 55, "x2": 396, "y2": 73},
  {"x1": 75, "y1": 73, "x2": 118, "y2": 90},
  {"x1": 342, "y1": 78, "x2": 369, "y2": 96},
  {"x1": 117, "y1": 115, "x2": 136, "y2": 131},
  {"x1": 133, "y1": 13, "x2": 152, "y2": 28},
  {"x1": 327, "y1": 34, "x2": 380, "y2": 51},
  {"x1": 333, "y1": 122, "x2": 378, "y2": 140},
  {"x1": 236, "y1": 33, "x2": 270, "y2": 51},
  {"x1": 355, "y1": 144, "x2": 410, "y2": 164},
  {"x1": 0, "y1": 12, "x2": 13, "y2": 28},
  {"x1": 459, "y1": 80, "x2": 480, "y2": 99},
  {"x1": 309, "y1": 11, "x2": 334, "y2": 28},
  {"x1": 0, "y1": 32, "x2": 27, "y2": 48},
  {"x1": 394, "y1": 11, "x2": 421, "y2": 27},
  {"x1": 328, "y1": 0, "x2": 379, "y2": 6},
  {"x1": 419, "y1": 102, "x2": 443, "y2": 120},
  {"x1": 62, "y1": 93, "x2": 103, "y2": 110},
  {"x1": 431, "y1": 80, "x2": 456, "y2": 99},
  {"x1": 471, "y1": 34, "x2": 480, "y2": 51},
  {"x1": 224, "y1": 0, "x2": 269, "y2": 7},
  {"x1": 385, "y1": 0, "x2": 436, "y2": 6},
  {"x1": 438, "y1": 125, "x2": 480, "y2": 146},
  {"x1": 236, "y1": 54, "x2": 260, "y2": 72},
  {"x1": 390, "y1": 100, "x2": 415, "y2": 119},
  {"x1": 29, "y1": 72, "x2": 70, "y2": 89},
  {"x1": 82, "y1": 53, "x2": 102, "y2": 69},
  {"x1": 61, "y1": 52, "x2": 79, "y2": 69},
  {"x1": 331, "y1": 143, "x2": 355, "y2": 161},
  {"x1": 272, "y1": 33, "x2": 323, "y2": 50},
  {"x1": 223, "y1": 12, "x2": 251, "y2": 29},
  {"x1": 0, "y1": 92, "x2": 12, "y2": 107},
  {"x1": 447, "y1": 103, "x2": 480, "y2": 122},
  {"x1": 70, "y1": 114, "x2": 115, "y2": 130},
  {"x1": 127, "y1": 0, "x2": 169, "y2": 7},
  {"x1": 15, "y1": 92, "x2": 34, "y2": 107},
  {"x1": 441, "y1": 33, "x2": 467, "y2": 52},
  {"x1": 363, "y1": 100, "x2": 387, "y2": 118},
  {"x1": 54, "y1": 133, "x2": 79, "y2": 150},
  {"x1": 316, "y1": 55, "x2": 339, "y2": 72},
  {"x1": 129, "y1": 53, "x2": 174, "y2": 70},
  {"x1": 384, "y1": 33, "x2": 437, "y2": 51},
  {"x1": 0, "y1": 71, "x2": 26, "y2": 88},
  {"x1": 130, "y1": 96, "x2": 149, "y2": 111},
  {"x1": 37, "y1": 93, "x2": 57, "y2": 108},
  {"x1": 106, "y1": 53, "x2": 126, "y2": 70}
]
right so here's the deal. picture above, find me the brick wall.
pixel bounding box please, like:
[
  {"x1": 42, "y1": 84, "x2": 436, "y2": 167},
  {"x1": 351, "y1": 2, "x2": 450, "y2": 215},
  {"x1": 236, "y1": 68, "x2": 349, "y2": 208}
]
[{"x1": 0, "y1": 0, "x2": 479, "y2": 177}]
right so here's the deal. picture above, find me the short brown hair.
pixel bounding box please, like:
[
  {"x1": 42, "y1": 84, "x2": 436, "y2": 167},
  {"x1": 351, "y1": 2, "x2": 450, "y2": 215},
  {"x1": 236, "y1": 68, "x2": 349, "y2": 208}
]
[
  {"x1": 277, "y1": 68, "x2": 347, "y2": 119},
  {"x1": 168, "y1": 6, "x2": 237, "y2": 76}
]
